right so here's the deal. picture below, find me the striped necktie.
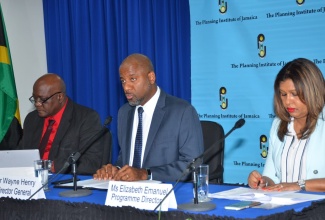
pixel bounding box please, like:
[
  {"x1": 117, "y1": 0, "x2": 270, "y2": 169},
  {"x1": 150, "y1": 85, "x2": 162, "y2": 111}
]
[{"x1": 132, "y1": 107, "x2": 144, "y2": 168}]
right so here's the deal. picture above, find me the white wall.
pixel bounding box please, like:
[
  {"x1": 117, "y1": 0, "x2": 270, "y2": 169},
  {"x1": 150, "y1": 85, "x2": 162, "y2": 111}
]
[{"x1": 0, "y1": 0, "x2": 47, "y2": 126}]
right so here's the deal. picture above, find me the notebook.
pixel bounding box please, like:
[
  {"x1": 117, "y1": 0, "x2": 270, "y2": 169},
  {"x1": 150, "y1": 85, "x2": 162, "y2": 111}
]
[{"x1": 0, "y1": 149, "x2": 40, "y2": 168}]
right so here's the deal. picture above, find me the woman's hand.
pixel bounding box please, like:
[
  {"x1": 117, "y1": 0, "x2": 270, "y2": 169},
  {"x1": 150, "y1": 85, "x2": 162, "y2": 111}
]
[{"x1": 248, "y1": 170, "x2": 263, "y2": 189}]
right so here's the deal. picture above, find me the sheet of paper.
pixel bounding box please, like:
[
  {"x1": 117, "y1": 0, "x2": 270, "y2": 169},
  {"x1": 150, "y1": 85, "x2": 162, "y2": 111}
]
[
  {"x1": 209, "y1": 187, "x2": 325, "y2": 205},
  {"x1": 270, "y1": 192, "x2": 325, "y2": 205},
  {"x1": 209, "y1": 187, "x2": 291, "y2": 201}
]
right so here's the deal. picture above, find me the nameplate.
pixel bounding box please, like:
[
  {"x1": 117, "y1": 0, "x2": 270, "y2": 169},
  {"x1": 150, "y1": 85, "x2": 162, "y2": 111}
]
[
  {"x1": 105, "y1": 181, "x2": 177, "y2": 211},
  {"x1": 0, "y1": 172, "x2": 45, "y2": 200}
]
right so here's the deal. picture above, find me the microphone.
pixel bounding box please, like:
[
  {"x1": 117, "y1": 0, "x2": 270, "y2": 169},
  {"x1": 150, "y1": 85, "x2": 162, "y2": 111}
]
[
  {"x1": 235, "y1": 118, "x2": 245, "y2": 128},
  {"x1": 186, "y1": 118, "x2": 245, "y2": 174},
  {"x1": 59, "y1": 115, "x2": 112, "y2": 197},
  {"x1": 63, "y1": 116, "x2": 113, "y2": 166},
  {"x1": 28, "y1": 116, "x2": 112, "y2": 199},
  {"x1": 154, "y1": 119, "x2": 245, "y2": 212}
]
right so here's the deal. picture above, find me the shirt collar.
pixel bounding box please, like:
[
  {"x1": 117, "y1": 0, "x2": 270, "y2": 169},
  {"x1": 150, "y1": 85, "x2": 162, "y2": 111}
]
[
  {"x1": 137, "y1": 86, "x2": 160, "y2": 115},
  {"x1": 45, "y1": 98, "x2": 68, "y2": 124}
]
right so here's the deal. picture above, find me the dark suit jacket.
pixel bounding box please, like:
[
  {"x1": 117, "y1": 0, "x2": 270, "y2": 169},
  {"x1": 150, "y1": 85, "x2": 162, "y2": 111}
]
[
  {"x1": 20, "y1": 98, "x2": 108, "y2": 174},
  {"x1": 116, "y1": 89, "x2": 204, "y2": 182}
]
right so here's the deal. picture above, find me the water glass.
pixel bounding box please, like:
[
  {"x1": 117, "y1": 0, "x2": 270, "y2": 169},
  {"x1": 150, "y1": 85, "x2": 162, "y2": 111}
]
[
  {"x1": 34, "y1": 160, "x2": 52, "y2": 191},
  {"x1": 194, "y1": 164, "x2": 210, "y2": 202}
]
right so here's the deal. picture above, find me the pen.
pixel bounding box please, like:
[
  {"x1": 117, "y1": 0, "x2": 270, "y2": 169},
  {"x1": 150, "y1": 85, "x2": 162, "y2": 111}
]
[
  {"x1": 256, "y1": 178, "x2": 268, "y2": 189},
  {"x1": 51, "y1": 178, "x2": 80, "y2": 185},
  {"x1": 256, "y1": 179, "x2": 261, "y2": 189}
]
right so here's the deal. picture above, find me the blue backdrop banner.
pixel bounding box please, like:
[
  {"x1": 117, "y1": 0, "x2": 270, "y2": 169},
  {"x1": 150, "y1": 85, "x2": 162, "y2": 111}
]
[{"x1": 189, "y1": 0, "x2": 325, "y2": 184}]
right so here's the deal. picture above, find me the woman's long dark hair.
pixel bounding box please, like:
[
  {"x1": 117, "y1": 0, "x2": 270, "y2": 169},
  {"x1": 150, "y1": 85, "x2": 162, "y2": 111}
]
[{"x1": 273, "y1": 58, "x2": 325, "y2": 141}]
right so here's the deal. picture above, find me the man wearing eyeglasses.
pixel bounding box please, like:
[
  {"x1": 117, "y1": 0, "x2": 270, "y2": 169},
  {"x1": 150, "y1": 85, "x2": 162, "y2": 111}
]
[{"x1": 20, "y1": 73, "x2": 107, "y2": 175}]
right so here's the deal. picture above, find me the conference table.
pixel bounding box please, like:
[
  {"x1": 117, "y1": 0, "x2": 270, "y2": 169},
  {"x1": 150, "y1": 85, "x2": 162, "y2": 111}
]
[{"x1": 1, "y1": 174, "x2": 325, "y2": 219}]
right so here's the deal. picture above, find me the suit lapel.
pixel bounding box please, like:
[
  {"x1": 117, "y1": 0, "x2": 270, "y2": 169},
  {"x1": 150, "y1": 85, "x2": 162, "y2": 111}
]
[
  {"x1": 143, "y1": 91, "x2": 166, "y2": 165},
  {"x1": 124, "y1": 107, "x2": 135, "y2": 164},
  {"x1": 33, "y1": 117, "x2": 45, "y2": 146},
  {"x1": 49, "y1": 99, "x2": 73, "y2": 158}
]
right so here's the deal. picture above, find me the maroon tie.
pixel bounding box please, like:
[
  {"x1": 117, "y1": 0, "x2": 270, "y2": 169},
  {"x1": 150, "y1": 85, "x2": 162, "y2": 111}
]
[{"x1": 39, "y1": 119, "x2": 55, "y2": 158}]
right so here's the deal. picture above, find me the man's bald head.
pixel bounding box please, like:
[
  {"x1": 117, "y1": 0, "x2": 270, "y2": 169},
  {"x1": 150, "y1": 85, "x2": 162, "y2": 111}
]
[{"x1": 32, "y1": 73, "x2": 67, "y2": 117}]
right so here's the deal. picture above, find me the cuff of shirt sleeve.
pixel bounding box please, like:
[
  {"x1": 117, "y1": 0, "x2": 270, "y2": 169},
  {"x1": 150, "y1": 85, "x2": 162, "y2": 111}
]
[{"x1": 146, "y1": 168, "x2": 152, "y2": 180}]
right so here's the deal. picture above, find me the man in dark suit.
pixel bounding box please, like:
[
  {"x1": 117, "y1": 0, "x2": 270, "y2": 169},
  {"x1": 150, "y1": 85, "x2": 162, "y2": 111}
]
[
  {"x1": 20, "y1": 73, "x2": 108, "y2": 174},
  {"x1": 94, "y1": 53, "x2": 203, "y2": 182}
]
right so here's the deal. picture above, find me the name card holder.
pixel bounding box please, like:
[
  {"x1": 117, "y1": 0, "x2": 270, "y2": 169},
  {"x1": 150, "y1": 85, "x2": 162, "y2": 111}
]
[
  {"x1": 105, "y1": 181, "x2": 177, "y2": 211},
  {"x1": 0, "y1": 170, "x2": 45, "y2": 200}
]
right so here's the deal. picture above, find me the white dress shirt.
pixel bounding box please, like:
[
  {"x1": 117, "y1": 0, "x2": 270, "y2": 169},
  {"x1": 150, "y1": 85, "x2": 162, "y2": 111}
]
[{"x1": 129, "y1": 87, "x2": 161, "y2": 167}]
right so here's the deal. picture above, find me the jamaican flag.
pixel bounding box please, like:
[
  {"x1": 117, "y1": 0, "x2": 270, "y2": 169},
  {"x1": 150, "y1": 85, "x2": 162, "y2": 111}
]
[{"x1": 0, "y1": 4, "x2": 22, "y2": 149}]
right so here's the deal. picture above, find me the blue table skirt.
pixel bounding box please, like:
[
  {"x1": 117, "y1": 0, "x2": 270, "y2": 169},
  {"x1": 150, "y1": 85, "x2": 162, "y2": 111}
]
[{"x1": 45, "y1": 174, "x2": 325, "y2": 219}]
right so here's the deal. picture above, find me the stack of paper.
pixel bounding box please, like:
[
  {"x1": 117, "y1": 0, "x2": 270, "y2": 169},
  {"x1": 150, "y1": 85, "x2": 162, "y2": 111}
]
[{"x1": 209, "y1": 187, "x2": 325, "y2": 206}]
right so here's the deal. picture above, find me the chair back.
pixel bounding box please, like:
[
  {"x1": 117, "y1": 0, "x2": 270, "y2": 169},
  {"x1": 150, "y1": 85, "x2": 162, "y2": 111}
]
[{"x1": 200, "y1": 121, "x2": 225, "y2": 183}]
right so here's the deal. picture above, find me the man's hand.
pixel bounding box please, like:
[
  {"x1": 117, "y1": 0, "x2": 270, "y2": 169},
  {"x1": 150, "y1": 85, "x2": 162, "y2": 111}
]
[
  {"x1": 113, "y1": 165, "x2": 147, "y2": 181},
  {"x1": 93, "y1": 164, "x2": 119, "y2": 180},
  {"x1": 93, "y1": 164, "x2": 148, "y2": 181}
]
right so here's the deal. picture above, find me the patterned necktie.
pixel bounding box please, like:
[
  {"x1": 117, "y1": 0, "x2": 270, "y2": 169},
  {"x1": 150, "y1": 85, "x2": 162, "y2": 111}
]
[
  {"x1": 39, "y1": 119, "x2": 55, "y2": 158},
  {"x1": 133, "y1": 107, "x2": 144, "y2": 168}
]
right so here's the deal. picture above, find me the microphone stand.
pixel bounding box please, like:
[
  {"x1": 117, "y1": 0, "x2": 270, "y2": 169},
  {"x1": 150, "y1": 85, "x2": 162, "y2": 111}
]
[
  {"x1": 193, "y1": 169, "x2": 198, "y2": 205},
  {"x1": 154, "y1": 119, "x2": 246, "y2": 212},
  {"x1": 28, "y1": 114, "x2": 112, "y2": 199},
  {"x1": 58, "y1": 116, "x2": 112, "y2": 198},
  {"x1": 59, "y1": 152, "x2": 92, "y2": 197},
  {"x1": 177, "y1": 159, "x2": 216, "y2": 212},
  {"x1": 154, "y1": 156, "x2": 215, "y2": 212},
  {"x1": 153, "y1": 159, "x2": 197, "y2": 212}
]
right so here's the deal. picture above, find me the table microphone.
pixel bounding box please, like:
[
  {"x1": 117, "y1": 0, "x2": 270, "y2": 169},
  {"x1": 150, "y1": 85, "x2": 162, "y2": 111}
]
[
  {"x1": 59, "y1": 116, "x2": 112, "y2": 198},
  {"x1": 28, "y1": 116, "x2": 112, "y2": 199},
  {"x1": 189, "y1": 118, "x2": 246, "y2": 171},
  {"x1": 154, "y1": 119, "x2": 246, "y2": 212},
  {"x1": 64, "y1": 116, "x2": 113, "y2": 164}
]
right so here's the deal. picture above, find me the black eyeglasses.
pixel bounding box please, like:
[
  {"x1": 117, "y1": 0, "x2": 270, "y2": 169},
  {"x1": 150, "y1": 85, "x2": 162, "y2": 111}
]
[{"x1": 29, "y1": 92, "x2": 62, "y2": 105}]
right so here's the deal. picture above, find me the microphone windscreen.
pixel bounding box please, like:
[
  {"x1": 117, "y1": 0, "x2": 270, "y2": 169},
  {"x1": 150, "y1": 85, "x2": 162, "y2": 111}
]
[
  {"x1": 234, "y1": 119, "x2": 245, "y2": 129},
  {"x1": 104, "y1": 116, "x2": 113, "y2": 126}
]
